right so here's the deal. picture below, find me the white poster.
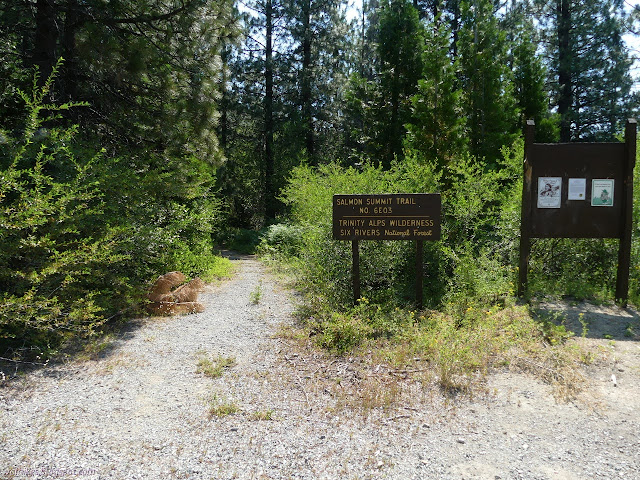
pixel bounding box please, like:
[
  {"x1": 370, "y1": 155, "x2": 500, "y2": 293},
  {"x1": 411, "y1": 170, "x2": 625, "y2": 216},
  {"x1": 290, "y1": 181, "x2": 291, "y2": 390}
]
[
  {"x1": 567, "y1": 178, "x2": 586, "y2": 200},
  {"x1": 537, "y1": 177, "x2": 562, "y2": 208},
  {"x1": 591, "y1": 179, "x2": 614, "y2": 207}
]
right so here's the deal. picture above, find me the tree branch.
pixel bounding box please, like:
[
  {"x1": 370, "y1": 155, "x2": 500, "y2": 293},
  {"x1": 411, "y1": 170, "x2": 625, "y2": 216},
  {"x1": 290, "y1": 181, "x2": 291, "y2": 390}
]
[{"x1": 100, "y1": 0, "x2": 198, "y2": 26}]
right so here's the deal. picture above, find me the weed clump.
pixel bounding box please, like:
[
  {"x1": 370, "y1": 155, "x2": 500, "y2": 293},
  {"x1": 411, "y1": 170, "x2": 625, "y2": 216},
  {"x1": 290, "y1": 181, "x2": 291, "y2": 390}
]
[
  {"x1": 196, "y1": 353, "x2": 236, "y2": 378},
  {"x1": 206, "y1": 394, "x2": 240, "y2": 418}
]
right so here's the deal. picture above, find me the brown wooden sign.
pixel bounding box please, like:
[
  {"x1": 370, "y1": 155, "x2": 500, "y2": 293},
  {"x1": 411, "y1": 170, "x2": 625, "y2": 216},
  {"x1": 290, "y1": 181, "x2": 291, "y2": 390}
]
[
  {"x1": 333, "y1": 193, "x2": 441, "y2": 309},
  {"x1": 518, "y1": 119, "x2": 637, "y2": 306},
  {"x1": 333, "y1": 194, "x2": 441, "y2": 241}
]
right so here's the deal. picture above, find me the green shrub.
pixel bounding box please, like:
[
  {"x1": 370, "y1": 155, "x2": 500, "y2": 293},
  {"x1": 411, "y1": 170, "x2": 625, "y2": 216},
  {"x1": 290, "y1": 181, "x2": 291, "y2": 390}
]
[
  {"x1": 220, "y1": 227, "x2": 264, "y2": 254},
  {"x1": 169, "y1": 246, "x2": 234, "y2": 283},
  {"x1": 312, "y1": 299, "x2": 415, "y2": 353},
  {"x1": 441, "y1": 245, "x2": 515, "y2": 317},
  {"x1": 0, "y1": 63, "x2": 229, "y2": 359},
  {"x1": 627, "y1": 148, "x2": 640, "y2": 304},
  {"x1": 528, "y1": 238, "x2": 618, "y2": 301},
  {"x1": 94, "y1": 149, "x2": 225, "y2": 286},
  {"x1": 0, "y1": 64, "x2": 123, "y2": 350},
  {"x1": 257, "y1": 223, "x2": 306, "y2": 258},
  {"x1": 280, "y1": 146, "x2": 522, "y2": 312}
]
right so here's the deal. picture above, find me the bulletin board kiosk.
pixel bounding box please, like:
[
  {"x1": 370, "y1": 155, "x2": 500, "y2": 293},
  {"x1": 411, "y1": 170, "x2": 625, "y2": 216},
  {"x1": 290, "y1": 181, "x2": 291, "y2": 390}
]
[{"x1": 518, "y1": 119, "x2": 637, "y2": 306}]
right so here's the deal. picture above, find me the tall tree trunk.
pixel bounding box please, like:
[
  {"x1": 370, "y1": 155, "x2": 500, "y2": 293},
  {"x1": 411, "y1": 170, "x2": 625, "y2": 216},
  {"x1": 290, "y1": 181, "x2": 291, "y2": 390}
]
[
  {"x1": 219, "y1": 43, "x2": 230, "y2": 150},
  {"x1": 265, "y1": 0, "x2": 275, "y2": 219},
  {"x1": 361, "y1": 0, "x2": 366, "y2": 77},
  {"x1": 557, "y1": 0, "x2": 572, "y2": 142},
  {"x1": 34, "y1": 0, "x2": 58, "y2": 87},
  {"x1": 301, "y1": 0, "x2": 314, "y2": 161},
  {"x1": 432, "y1": 0, "x2": 440, "y2": 22},
  {"x1": 389, "y1": 67, "x2": 400, "y2": 167},
  {"x1": 451, "y1": 0, "x2": 460, "y2": 58},
  {"x1": 61, "y1": 0, "x2": 81, "y2": 101}
]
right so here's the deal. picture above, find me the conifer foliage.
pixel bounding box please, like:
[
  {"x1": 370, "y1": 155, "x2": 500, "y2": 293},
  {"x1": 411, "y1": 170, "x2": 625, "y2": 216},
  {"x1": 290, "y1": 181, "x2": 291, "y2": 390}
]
[
  {"x1": 535, "y1": 0, "x2": 637, "y2": 141},
  {"x1": 0, "y1": 1, "x2": 237, "y2": 354}
]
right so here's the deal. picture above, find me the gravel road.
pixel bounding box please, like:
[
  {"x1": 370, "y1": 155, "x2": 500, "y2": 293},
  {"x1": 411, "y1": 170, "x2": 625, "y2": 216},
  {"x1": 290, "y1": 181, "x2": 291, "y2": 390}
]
[{"x1": 1, "y1": 255, "x2": 639, "y2": 480}]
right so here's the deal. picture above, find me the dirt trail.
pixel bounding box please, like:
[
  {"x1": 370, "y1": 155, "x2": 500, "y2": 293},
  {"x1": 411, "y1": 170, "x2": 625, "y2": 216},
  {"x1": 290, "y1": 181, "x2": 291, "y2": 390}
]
[{"x1": 1, "y1": 255, "x2": 293, "y2": 478}]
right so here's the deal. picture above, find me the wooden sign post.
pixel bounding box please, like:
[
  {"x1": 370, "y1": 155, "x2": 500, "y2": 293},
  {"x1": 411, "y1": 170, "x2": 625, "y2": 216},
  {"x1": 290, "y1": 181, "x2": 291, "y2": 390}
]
[
  {"x1": 518, "y1": 119, "x2": 637, "y2": 306},
  {"x1": 333, "y1": 193, "x2": 441, "y2": 307}
]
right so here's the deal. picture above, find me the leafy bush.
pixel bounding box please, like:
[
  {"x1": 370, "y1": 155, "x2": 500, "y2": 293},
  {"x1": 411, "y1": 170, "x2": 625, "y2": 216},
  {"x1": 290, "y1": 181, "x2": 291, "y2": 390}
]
[
  {"x1": 219, "y1": 228, "x2": 265, "y2": 254},
  {"x1": 92, "y1": 146, "x2": 226, "y2": 283},
  {"x1": 311, "y1": 299, "x2": 414, "y2": 353},
  {"x1": 257, "y1": 223, "x2": 306, "y2": 258},
  {"x1": 0, "y1": 67, "x2": 123, "y2": 349},
  {"x1": 279, "y1": 146, "x2": 522, "y2": 312},
  {"x1": 527, "y1": 238, "x2": 618, "y2": 301},
  {"x1": 169, "y1": 247, "x2": 234, "y2": 283},
  {"x1": 0, "y1": 64, "x2": 229, "y2": 358},
  {"x1": 626, "y1": 148, "x2": 640, "y2": 304}
]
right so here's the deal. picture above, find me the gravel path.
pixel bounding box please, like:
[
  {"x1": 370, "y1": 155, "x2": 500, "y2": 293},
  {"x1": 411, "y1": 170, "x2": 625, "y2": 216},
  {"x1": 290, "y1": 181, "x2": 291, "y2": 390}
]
[{"x1": 1, "y1": 256, "x2": 639, "y2": 479}]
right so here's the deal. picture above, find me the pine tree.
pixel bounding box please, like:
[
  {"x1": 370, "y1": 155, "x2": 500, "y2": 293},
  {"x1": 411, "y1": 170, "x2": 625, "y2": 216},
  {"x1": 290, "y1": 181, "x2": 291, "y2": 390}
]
[
  {"x1": 376, "y1": 0, "x2": 425, "y2": 166},
  {"x1": 458, "y1": 0, "x2": 519, "y2": 166},
  {"x1": 1, "y1": 0, "x2": 240, "y2": 163},
  {"x1": 219, "y1": 0, "x2": 352, "y2": 223},
  {"x1": 265, "y1": 0, "x2": 276, "y2": 218},
  {"x1": 217, "y1": 0, "x2": 283, "y2": 226},
  {"x1": 570, "y1": 0, "x2": 636, "y2": 140},
  {"x1": 405, "y1": 15, "x2": 466, "y2": 171},
  {"x1": 285, "y1": 0, "x2": 351, "y2": 165},
  {"x1": 536, "y1": 0, "x2": 637, "y2": 141},
  {"x1": 344, "y1": 0, "x2": 381, "y2": 160},
  {"x1": 357, "y1": 0, "x2": 381, "y2": 80},
  {"x1": 505, "y1": 2, "x2": 558, "y2": 141}
]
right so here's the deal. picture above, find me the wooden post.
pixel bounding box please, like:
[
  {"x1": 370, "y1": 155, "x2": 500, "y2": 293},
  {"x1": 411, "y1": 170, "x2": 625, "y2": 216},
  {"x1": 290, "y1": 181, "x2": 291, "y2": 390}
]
[
  {"x1": 352, "y1": 240, "x2": 360, "y2": 305},
  {"x1": 416, "y1": 240, "x2": 424, "y2": 309},
  {"x1": 615, "y1": 119, "x2": 637, "y2": 307},
  {"x1": 518, "y1": 120, "x2": 535, "y2": 298}
]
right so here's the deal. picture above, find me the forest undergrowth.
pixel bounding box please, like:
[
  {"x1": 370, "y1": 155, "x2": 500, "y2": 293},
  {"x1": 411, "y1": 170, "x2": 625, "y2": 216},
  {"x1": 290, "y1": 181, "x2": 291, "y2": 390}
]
[
  {"x1": 255, "y1": 147, "x2": 640, "y2": 401},
  {"x1": 0, "y1": 67, "x2": 233, "y2": 367}
]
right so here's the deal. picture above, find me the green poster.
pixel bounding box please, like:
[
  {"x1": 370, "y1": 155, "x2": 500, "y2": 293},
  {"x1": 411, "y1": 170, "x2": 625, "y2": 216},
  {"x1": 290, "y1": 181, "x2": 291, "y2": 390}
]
[{"x1": 591, "y1": 179, "x2": 614, "y2": 206}]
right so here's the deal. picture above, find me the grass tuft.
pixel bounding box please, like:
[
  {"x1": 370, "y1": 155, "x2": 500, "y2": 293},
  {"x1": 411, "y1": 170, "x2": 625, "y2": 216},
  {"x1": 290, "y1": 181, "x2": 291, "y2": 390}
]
[
  {"x1": 206, "y1": 394, "x2": 240, "y2": 418},
  {"x1": 250, "y1": 409, "x2": 275, "y2": 421},
  {"x1": 286, "y1": 303, "x2": 592, "y2": 407},
  {"x1": 250, "y1": 281, "x2": 263, "y2": 304},
  {"x1": 196, "y1": 353, "x2": 236, "y2": 378}
]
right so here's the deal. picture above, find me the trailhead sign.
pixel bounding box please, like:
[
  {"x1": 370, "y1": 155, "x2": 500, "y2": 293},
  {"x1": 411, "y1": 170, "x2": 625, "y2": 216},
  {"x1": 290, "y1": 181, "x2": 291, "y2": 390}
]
[
  {"x1": 333, "y1": 193, "x2": 441, "y2": 241},
  {"x1": 526, "y1": 142, "x2": 627, "y2": 238},
  {"x1": 333, "y1": 193, "x2": 441, "y2": 308}
]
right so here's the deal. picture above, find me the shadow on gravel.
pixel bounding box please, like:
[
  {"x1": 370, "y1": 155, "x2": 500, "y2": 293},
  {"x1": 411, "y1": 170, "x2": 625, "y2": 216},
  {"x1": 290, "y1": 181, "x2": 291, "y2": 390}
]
[
  {"x1": 1, "y1": 252, "x2": 247, "y2": 383},
  {"x1": 1, "y1": 252, "x2": 246, "y2": 383},
  {"x1": 534, "y1": 300, "x2": 640, "y2": 342},
  {"x1": 217, "y1": 249, "x2": 257, "y2": 261},
  {"x1": 0, "y1": 316, "x2": 150, "y2": 383}
]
